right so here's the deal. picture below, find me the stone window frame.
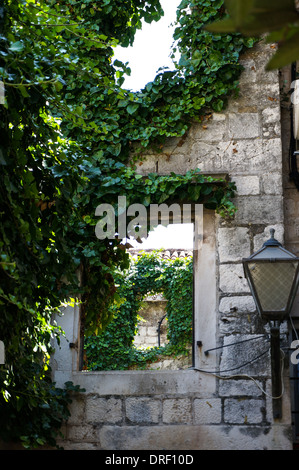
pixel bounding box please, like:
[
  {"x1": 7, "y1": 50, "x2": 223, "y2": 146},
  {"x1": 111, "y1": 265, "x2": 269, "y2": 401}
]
[{"x1": 51, "y1": 195, "x2": 223, "y2": 388}]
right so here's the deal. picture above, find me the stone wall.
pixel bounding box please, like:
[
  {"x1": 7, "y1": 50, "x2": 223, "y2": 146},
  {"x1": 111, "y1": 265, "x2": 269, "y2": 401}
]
[
  {"x1": 58, "y1": 370, "x2": 291, "y2": 450},
  {"x1": 52, "y1": 40, "x2": 295, "y2": 450}
]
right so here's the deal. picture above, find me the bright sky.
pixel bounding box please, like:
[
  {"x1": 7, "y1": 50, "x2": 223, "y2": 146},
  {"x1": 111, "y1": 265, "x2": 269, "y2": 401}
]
[
  {"x1": 114, "y1": 0, "x2": 180, "y2": 92},
  {"x1": 115, "y1": 0, "x2": 193, "y2": 250},
  {"x1": 129, "y1": 223, "x2": 194, "y2": 250}
]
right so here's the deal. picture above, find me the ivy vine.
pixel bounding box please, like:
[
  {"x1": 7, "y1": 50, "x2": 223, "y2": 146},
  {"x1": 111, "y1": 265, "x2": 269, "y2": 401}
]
[{"x1": 85, "y1": 251, "x2": 193, "y2": 371}]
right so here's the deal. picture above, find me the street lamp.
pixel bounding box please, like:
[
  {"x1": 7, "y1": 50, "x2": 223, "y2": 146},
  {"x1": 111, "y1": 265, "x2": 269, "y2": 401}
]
[{"x1": 242, "y1": 228, "x2": 299, "y2": 419}]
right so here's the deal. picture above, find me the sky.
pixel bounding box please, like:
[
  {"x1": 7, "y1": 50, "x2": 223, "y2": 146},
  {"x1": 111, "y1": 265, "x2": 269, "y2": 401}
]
[
  {"x1": 115, "y1": 0, "x2": 193, "y2": 250},
  {"x1": 114, "y1": 0, "x2": 180, "y2": 92}
]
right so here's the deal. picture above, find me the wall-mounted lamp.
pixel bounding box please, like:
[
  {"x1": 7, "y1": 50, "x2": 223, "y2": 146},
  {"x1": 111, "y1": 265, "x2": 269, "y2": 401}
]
[{"x1": 242, "y1": 228, "x2": 299, "y2": 419}]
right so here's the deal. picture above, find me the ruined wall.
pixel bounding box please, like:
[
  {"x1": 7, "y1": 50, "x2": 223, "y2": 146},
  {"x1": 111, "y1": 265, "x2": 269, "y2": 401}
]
[
  {"x1": 52, "y1": 41, "x2": 294, "y2": 450},
  {"x1": 133, "y1": 297, "x2": 168, "y2": 349}
]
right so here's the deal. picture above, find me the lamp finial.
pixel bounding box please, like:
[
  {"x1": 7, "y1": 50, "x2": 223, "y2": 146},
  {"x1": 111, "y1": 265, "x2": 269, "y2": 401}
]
[{"x1": 263, "y1": 228, "x2": 281, "y2": 247}]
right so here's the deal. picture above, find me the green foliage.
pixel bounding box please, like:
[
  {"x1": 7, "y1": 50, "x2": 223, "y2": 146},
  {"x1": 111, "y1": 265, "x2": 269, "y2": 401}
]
[
  {"x1": 0, "y1": 0, "x2": 253, "y2": 447},
  {"x1": 84, "y1": 251, "x2": 193, "y2": 371},
  {"x1": 206, "y1": 0, "x2": 299, "y2": 70},
  {"x1": 0, "y1": 376, "x2": 83, "y2": 449}
]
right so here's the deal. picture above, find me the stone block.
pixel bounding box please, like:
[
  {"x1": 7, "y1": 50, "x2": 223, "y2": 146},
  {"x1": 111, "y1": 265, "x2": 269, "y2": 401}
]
[
  {"x1": 67, "y1": 396, "x2": 85, "y2": 425},
  {"x1": 262, "y1": 106, "x2": 281, "y2": 125},
  {"x1": 189, "y1": 141, "x2": 217, "y2": 171},
  {"x1": 152, "y1": 153, "x2": 188, "y2": 175},
  {"x1": 234, "y1": 196, "x2": 283, "y2": 224},
  {"x1": 147, "y1": 326, "x2": 158, "y2": 337},
  {"x1": 218, "y1": 227, "x2": 250, "y2": 263},
  {"x1": 261, "y1": 172, "x2": 283, "y2": 195},
  {"x1": 162, "y1": 398, "x2": 192, "y2": 424},
  {"x1": 224, "y1": 398, "x2": 264, "y2": 424},
  {"x1": 238, "y1": 58, "x2": 257, "y2": 84},
  {"x1": 125, "y1": 397, "x2": 160, "y2": 424},
  {"x1": 194, "y1": 399, "x2": 222, "y2": 424},
  {"x1": 71, "y1": 370, "x2": 208, "y2": 396},
  {"x1": 214, "y1": 140, "x2": 261, "y2": 173},
  {"x1": 85, "y1": 396, "x2": 123, "y2": 424},
  {"x1": 193, "y1": 119, "x2": 227, "y2": 142},
  {"x1": 228, "y1": 82, "x2": 279, "y2": 113},
  {"x1": 67, "y1": 424, "x2": 98, "y2": 442},
  {"x1": 213, "y1": 138, "x2": 282, "y2": 174},
  {"x1": 219, "y1": 379, "x2": 264, "y2": 397},
  {"x1": 219, "y1": 313, "x2": 259, "y2": 336},
  {"x1": 213, "y1": 113, "x2": 226, "y2": 121},
  {"x1": 219, "y1": 334, "x2": 270, "y2": 377},
  {"x1": 255, "y1": 54, "x2": 280, "y2": 85},
  {"x1": 219, "y1": 296, "x2": 256, "y2": 314},
  {"x1": 262, "y1": 137, "x2": 282, "y2": 162},
  {"x1": 57, "y1": 440, "x2": 101, "y2": 450},
  {"x1": 133, "y1": 154, "x2": 159, "y2": 174},
  {"x1": 233, "y1": 175, "x2": 260, "y2": 196},
  {"x1": 219, "y1": 264, "x2": 249, "y2": 294},
  {"x1": 228, "y1": 113, "x2": 260, "y2": 139},
  {"x1": 98, "y1": 424, "x2": 292, "y2": 450},
  {"x1": 98, "y1": 425, "x2": 203, "y2": 450}
]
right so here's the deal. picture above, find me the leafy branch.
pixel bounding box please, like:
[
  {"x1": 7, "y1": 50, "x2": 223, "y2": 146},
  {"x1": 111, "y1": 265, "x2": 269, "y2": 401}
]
[{"x1": 205, "y1": 0, "x2": 299, "y2": 70}]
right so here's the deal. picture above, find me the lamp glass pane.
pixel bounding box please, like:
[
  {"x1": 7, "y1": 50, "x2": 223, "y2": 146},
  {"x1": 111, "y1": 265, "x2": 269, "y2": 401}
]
[{"x1": 247, "y1": 261, "x2": 298, "y2": 312}]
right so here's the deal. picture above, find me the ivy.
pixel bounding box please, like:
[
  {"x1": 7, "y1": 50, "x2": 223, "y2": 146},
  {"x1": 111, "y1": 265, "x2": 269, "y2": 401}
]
[{"x1": 85, "y1": 251, "x2": 193, "y2": 371}]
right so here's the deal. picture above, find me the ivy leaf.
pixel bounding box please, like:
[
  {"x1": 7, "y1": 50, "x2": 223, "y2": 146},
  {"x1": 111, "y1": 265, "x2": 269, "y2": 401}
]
[
  {"x1": 8, "y1": 40, "x2": 24, "y2": 52},
  {"x1": 126, "y1": 103, "x2": 139, "y2": 114},
  {"x1": 19, "y1": 85, "x2": 30, "y2": 98}
]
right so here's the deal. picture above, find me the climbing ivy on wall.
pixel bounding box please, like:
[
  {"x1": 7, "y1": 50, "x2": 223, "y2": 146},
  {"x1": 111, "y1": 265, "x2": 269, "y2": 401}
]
[
  {"x1": 85, "y1": 251, "x2": 193, "y2": 371},
  {"x1": 0, "y1": 0, "x2": 255, "y2": 448}
]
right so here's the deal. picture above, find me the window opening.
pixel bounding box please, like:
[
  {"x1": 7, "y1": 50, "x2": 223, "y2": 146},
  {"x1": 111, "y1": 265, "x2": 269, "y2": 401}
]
[{"x1": 83, "y1": 222, "x2": 195, "y2": 371}]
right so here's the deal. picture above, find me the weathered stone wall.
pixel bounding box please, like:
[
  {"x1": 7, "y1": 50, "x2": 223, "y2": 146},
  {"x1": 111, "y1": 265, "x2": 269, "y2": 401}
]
[
  {"x1": 52, "y1": 40, "x2": 295, "y2": 450},
  {"x1": 57, "y1": 369, "x2": 291, "y2": 450}
]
